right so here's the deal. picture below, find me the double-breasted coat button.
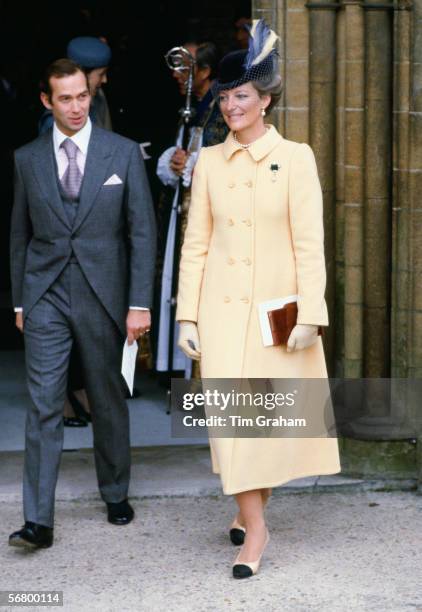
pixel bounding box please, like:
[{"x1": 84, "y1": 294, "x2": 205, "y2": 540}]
[
  {"x1": 228, "y1": 218, "x2": 234, "y2": 226},
  {"x1": 242, "y1": 219, "x2": 252, "y2": 226},
  {"x1": 228, "y1": 182, "x2": 235, "y2": 188},
  {"x1": 241, "y1": 297, "x2": 250, "y2": 304},
  {"x1": 243, "y1": 258, "x2": 251, "y2": 266},
  {"x1": 245, "y1": 180, "x2": 253, "y2": 188},
  {"x1": 224, "y1": 296, "x2": 231, "y2": 303},
  {"x1": 227, "y1": 257, "x2": 235, "y2": 265}
]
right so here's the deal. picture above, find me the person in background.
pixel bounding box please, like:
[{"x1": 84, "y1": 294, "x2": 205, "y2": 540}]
[
  {"x1": 154, "y1": 41, "x2": 228, "y2": 381},
  {"x1": 233, "y1": 16, "x2": 252, "y2": 49}
]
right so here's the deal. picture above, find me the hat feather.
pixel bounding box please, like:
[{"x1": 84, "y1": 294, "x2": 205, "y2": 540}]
[{"x1": 244, "y1": 19, "x2": 279, "y2": 68}]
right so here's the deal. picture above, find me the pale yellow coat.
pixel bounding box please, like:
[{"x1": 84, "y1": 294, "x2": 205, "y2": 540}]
[{"x1": 176, "y1": 125, "x2": 341, "y2": 494}]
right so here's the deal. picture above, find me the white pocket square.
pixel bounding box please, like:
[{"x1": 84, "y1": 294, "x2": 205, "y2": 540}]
[{"x1": 103, "y1": 174, "x2": 123, "y2": 186}]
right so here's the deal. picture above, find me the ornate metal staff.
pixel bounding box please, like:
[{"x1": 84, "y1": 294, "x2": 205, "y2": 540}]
[
  {"x1": 164, "y1": 46, "x2": 196, "y2": 376},
  {"x1": 164, "y1": 46, "x2": 196, "y2": 127}
]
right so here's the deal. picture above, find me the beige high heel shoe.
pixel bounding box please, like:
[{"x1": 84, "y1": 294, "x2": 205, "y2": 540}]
[
  {"x1": 229, "y1": 489, "x2": 271, "y2": 546},
  {"x1": 232, "y1": 528, "x2": 270, "y2": 579},
  {"x1": 229, "y1": 517, "x2": 246, "y2": 546}
]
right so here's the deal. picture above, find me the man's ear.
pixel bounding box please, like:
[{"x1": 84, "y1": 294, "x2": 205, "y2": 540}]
[{"x1": 40, "y1": 92, "x2": 52, "y2": 110}]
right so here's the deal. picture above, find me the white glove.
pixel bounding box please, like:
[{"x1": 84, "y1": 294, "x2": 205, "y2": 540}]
[
  {"x1": 286, "y1": 324, "x2": 319, "y2": 353},
  {"x1": 178, "y1": 321, "x2": 201, "y2": 361}
]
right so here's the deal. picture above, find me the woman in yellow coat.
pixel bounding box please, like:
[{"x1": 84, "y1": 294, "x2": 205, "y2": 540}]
[{"x1": 176, "y1": 20, "x2": 341, "y2": 578}]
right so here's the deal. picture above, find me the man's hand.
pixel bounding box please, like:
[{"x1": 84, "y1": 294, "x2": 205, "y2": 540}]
[
  {"x1": 170, "y1": 148, "x2": 188, "y2": 176},
  {"x1": 126, "y1": 310, "x2": 151, "y2": 346},
  {"x1": 15, "y1": 312, "x2": 23, "y2": 333}
]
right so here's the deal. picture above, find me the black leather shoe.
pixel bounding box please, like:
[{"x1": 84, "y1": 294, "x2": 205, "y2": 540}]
[
  {"x1": 106, "y1": 499, "x2": 134, "y2": 525},
  {"x1": 63, "y1": 416, "x2": 88, "y2": 427},
  {"x1": 9, "y1": 522, "x2": 53, "y2": 549}
]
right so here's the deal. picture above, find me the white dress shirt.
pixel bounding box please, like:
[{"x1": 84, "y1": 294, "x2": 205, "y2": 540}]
[
  {"x1": 14, "y1": 118, "x2": 148, "y2": 313},
  {"x1": 53, "y1": 117, "x2": 91, "y2": 178}
]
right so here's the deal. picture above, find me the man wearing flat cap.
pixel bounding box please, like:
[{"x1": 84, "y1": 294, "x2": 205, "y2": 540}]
[{"x1": 9, "y1": 57, "x2": 156, "y2": 549}]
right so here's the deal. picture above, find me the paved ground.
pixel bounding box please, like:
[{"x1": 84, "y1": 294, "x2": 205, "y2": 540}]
[
  {"x1": 0, "y1": 450, "x2": 421, "y2": 612},
  {"x1": 0, "y1": 493, "x2": 421, "y2": 612}
]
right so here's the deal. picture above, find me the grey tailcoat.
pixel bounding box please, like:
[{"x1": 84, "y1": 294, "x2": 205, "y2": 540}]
[{"x1": 10, "y1": 124, "x2": 157, "y2": 333}]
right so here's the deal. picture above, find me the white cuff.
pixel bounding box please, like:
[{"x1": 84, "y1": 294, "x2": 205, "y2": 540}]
[
  {"x1": 181, "y1": 151, "x2": 199, "y2": 188},
  {"x1": 156, "y1": 146, "x2": 179, "y2": 188},
  {"x1": 129, "y1": 307, "x2": 149, "y2": 311},
  {"x1": 14, "y1": 307, "x2": 23, "y2": 313}
]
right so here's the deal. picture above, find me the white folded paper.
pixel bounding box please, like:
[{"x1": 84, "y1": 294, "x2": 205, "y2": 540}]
[
  {"x1": 121, "y1": 338, "x2": 139, "y2": 395},
  {"x1": 258, "y1": 295, "x2": 298, "y2": 347}
]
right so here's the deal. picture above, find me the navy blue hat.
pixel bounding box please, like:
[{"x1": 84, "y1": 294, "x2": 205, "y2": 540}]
[
  {"x1": 212, "y1": 20, "x2": 278, "y2": 96},
  {"x1": 67, "y1": 37, "x2": 111, "y2": 69}
]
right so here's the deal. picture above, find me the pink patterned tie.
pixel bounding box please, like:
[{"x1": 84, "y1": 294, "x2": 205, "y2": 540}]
[{"x1": 60, "y1": 138, "x2": 82, "y2": 200}]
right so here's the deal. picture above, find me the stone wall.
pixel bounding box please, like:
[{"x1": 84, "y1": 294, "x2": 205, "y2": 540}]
[{"x1": 254, "y1": 0, "x2": 422, "y2": 486}]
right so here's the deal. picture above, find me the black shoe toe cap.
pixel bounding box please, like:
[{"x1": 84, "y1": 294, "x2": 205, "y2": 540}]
[
  {"x1": 230, "y1": 528, "x2": 246, "y2": 546},
  {"x1": 233, "y1": 564, "x2": 254, "y2": 579},
  {"x1": 107, "y1": 500, "x2": 134, "y2": 525}
]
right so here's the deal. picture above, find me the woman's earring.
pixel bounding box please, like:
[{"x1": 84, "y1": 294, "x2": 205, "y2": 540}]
[{"x1": 261, "y1": 108, "x2": 266, "y2": 117}]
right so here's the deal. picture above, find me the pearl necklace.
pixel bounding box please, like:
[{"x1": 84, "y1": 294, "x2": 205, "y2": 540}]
[
  {"x1": 233, "y1": 127, "x2": 269, "y2": 149},
  {"x1": 233, "y1": 132, "x2": 251, "y2": 149}
]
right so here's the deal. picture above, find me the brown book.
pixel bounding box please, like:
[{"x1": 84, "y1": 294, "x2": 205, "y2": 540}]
[{"x1": 267, "y1": 302, "x2": 322, "y2": 346}]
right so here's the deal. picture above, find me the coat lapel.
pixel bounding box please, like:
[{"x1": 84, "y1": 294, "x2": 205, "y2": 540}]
[
  {"x1": 72, "y1": 126, "x2": 114, "y2": 233},
  {"x1": 31, "y1": 131, "x2": 71, "y2": 229}
]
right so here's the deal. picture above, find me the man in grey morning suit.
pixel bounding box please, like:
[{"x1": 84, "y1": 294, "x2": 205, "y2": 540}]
[{"x1": 9, "y1": 59, "x2": 156, "y2": 549}]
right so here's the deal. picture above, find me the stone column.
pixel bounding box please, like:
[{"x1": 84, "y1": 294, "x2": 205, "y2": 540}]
[
  {"x1": 348, "y1": 0, "x2": 394, "y2": 440},
  {"x1": 391, "y1": 0, "x2": 412, "y2": 379},
  {"x1": 408, "y1": 0, "x2": 422, "y2": 489},
  {"x1": 335, "y1": 6, "x2": 346, "y2": 376},
  {"x1": 307, "y1": 0, "x2": 338, "y2": 372},
  {"x1": 342, "y1": 0, "x2": 365, "y2": 379},
  {"x1": 363, "y1": 0, "x2": 392, "y2": 381},
  {"x1": 285, "y1": 0, "x2": 310, "y2": 142},
  {"x1": 409, "y1": 0, "x2": 422, "y2": 380}
]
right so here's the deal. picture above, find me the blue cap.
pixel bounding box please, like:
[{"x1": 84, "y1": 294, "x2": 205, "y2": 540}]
[{"x1": 67, "y1": 37, "x2": 111, "y2": 69}]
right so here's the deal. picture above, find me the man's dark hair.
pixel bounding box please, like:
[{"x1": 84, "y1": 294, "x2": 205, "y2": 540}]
[
  {"x1": 40, "y1": 58, "x2": 89, "y2": 102},
  {"x1": 196, "y1": 42, "x2": 220, "y2": 81}
]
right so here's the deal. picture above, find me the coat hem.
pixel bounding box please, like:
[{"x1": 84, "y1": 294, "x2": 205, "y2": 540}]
[{"x1": 214, "y1": 466, "x2": 342, "y2": 496}]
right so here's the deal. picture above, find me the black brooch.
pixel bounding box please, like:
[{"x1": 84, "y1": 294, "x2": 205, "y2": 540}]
[{"x1": 270, "y1": 163, "x2": 280, "y2": 182}]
